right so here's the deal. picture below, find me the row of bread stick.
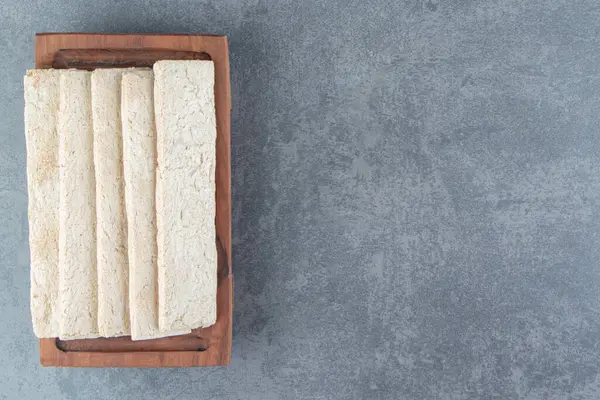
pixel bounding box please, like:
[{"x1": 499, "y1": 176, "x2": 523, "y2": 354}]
[{"x1": 25, "y1": 61, "x2": 217, "y2": 340}]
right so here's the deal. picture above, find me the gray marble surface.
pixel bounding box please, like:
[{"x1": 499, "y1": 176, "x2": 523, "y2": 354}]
[{"x1": 2, "y1": 1, "x2": 600, "y2": 399}]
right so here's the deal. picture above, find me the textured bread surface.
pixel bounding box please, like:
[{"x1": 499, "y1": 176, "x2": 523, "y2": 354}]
[
  {"x1": 91, "y1": 69, "x2": 130, "y2": 337},
  {"x1": 154, "y1": 60, "x2": 217, "y2": 331},
  {"x1": 58, "y1": 70, "x2": 99, "y2": 339},
  {"x1": 25, "y1": 69, "x2": 61, "y2": 338}
]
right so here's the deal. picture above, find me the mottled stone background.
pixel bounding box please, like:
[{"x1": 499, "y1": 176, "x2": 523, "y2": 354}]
[{"x1": 2, "y1": 1, "x2": 600, "y2": 399}]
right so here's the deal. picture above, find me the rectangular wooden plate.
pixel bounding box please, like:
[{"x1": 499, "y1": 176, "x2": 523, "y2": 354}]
[{"x1": 35, "y1": 33, "x2": 232, "y2": 367}]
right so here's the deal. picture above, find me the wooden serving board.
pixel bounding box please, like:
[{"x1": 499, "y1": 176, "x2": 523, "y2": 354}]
[{"x1": 35, "y1": 33, "x2": 232, "y2": 367}]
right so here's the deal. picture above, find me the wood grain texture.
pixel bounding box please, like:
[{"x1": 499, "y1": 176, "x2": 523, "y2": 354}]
[
  {"x1": 35, "y1": 33, "x2": 232, "y2": 367},
  {"x1": 53, "y1": 49, "x2": 210, "y2": 69}
]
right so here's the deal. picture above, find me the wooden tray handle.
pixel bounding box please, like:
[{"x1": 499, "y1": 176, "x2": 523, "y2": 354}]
[
  {"x1": 52, "y1": 48, "x2": 211, "y2": 69},
  {"x1": 56, "y1": 335, "x2": 210, "y2": 353}
]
